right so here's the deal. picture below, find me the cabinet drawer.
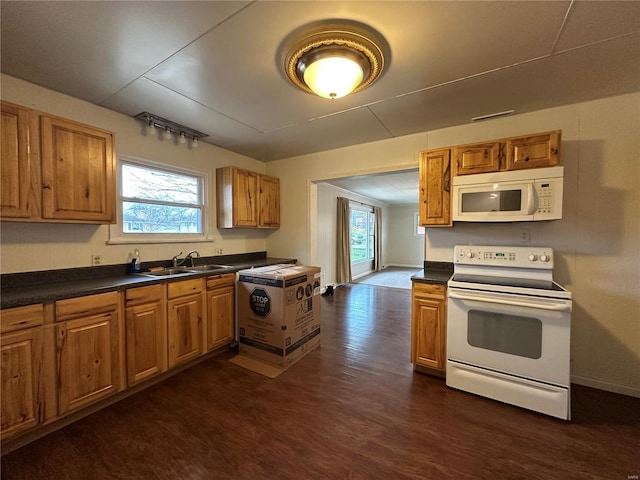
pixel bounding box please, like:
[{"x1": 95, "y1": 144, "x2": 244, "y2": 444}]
[
  {"x1": 125, "y1": 284, "x2": 165, "y2": 306},
  {"x1": 206, "y1": 273, "x2": 235, "y2": 290},
  {"x1": 412, "y1": 282, "x2": 446, "y2": 299},
  {"x1": 1, "y1": 304, "x2": 44, "y2": 333},
  {"x1": 167, "y1": 278, "x2": 204, "y2": 299},
  {"x1": 56, "y1": 291, "x2": 119, "y2": 321}
]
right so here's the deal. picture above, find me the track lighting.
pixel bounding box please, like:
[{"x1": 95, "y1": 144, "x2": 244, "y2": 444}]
[{"x1": 134, "y1": 112, "x2": 208, "y2": 148}]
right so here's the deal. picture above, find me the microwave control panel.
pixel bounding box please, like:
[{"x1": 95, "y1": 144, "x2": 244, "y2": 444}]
[
  {"x1": 454, "y1": 245, "x2": 554, "y2": 269},
  {"x1": 533, "y1": 178, "x2": 563, "y2": 220}
]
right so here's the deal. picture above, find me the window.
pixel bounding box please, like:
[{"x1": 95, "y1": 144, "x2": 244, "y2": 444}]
[
  {"x1": 350, "y1": 206, "x2": 375, "y2": 263},
  {"x1": 110, "y1": 157, "x2": 207, "y2": 243},
  {"x1": 415, "y1": 212, "x2": 425, "y2": 236}
]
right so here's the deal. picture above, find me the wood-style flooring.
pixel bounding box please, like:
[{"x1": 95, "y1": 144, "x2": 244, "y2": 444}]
[{"x1": 2, "y1": 284, "x2": 639, "y2": 479}]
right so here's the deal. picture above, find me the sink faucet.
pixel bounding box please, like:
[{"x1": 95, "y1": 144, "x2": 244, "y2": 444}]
[
  {"x1": 171, "y1": 252, "x2": 183, "y2": 267},
  {"x1": 184, "y1": 250, "x2": 200, "y2": 267}
]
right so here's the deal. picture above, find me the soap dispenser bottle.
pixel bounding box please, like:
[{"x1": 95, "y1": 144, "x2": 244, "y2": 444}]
[{"x1": 131, "y1": 249, "x2": 141, "y2": 273}]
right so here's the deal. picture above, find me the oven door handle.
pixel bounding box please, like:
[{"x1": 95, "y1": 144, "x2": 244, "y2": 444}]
[{"x1": 449, "y1": 291, "x2": 572, "y2": 312}]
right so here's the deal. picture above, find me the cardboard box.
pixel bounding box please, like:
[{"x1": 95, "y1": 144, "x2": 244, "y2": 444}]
[{"x1": 236, "y1": 264, "x2": 321, "y2": 370}]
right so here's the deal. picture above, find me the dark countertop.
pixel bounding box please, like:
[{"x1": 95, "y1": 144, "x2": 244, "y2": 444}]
[
  {"x1": 411, "y1": 261, "x2": 453, "y2": 285},
  {"x1": 1, "y1": 252, "x2": 296, "y2": 309}
]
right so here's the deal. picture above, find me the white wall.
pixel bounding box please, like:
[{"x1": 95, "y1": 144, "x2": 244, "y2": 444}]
[
  {"x1": 316, "y1": 183, "x2": 389, "y2": 286},
  {"x1": 266, "y1": 92, "x2": 640, "y2": 397},
  {"x1": 0, "y1": 75, "x2": 271, "y2": 273},
  {"x1": 386, "y1": 205, "x2": 423, "y2": 268}
]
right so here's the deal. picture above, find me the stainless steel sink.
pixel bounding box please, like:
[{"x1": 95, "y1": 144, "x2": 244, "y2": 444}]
[
  {"x1": 138, "y1": 268, "x2": 193, "y2": 277},
  {"x1": 184, "y1": 264, "x2": 235, "y2": 272}
]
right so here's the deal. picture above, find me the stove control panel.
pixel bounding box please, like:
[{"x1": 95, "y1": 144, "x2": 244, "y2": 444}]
[{"x1": 454, "y1": 245, "x2": 554, "y2": 269}]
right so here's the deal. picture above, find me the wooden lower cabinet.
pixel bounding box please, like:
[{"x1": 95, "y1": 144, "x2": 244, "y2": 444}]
[
  {"x1": 167, "y1": 279, "x2": 205, "y2": 368},
  {"x1": 55, "y1": 292, "x2": 124, "y2": 415},
  {"x1": 411, "y1": 282, "x2": 447, "y2": 375},
  {"x1": 1, "y1": 304, "x2": 56, "y2": 440},
  {"x1": 125, "y1": 284, "x2": 167, "y2": 386},
  {"x1": 206, "y1": 274, "x2": 235, "y2": 351}
]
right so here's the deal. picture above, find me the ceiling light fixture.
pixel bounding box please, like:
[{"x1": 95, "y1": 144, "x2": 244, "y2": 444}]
[
  {"x1": 283, "y1": 22, "x2": 387, "y2": 99},
  {"x1": 134, "y1": 112, "x2": 208, "y2": 147}
]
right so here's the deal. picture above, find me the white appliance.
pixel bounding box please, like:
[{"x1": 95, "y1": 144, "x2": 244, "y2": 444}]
[
  {"x1": 452, "y1": 166, "x2": 563, "y2": 222},
  {"x1": 446, "y1": 245, "x2": 572, "y2": 420}
]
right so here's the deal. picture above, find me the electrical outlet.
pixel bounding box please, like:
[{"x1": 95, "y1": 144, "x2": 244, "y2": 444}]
[
  {"x1": 519, "y1": 229, "x2": 531, "y2": 243},
  {"x1": 216, "y1": 248, "x2": 223, "y2": 255},
  {"x1": 91, "y1": 254, "x2": 102, "y2": 266}
]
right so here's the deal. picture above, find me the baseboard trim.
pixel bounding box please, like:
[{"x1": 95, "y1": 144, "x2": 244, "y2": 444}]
[{"x1": 571, "y1": 375, "x2": 640, "y2": 398}]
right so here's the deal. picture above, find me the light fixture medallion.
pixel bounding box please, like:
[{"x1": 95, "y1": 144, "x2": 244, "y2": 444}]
[{"x1": 284, "y1": 23, "x2": 386, "y2": 99}]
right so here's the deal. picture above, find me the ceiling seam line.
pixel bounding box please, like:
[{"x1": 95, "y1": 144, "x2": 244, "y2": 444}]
[
  {"x1": 98, "y1": 1, "x2": 258, "y2": 105},
  {"x1": 138, "y1": 76, "x2": 266, "y2": 135},
  {"x1": 550, "y1": 0, "x2": 576, "y2": 54},
  {"x1": 367, "y1": 106, "x2": 395, "y2": 137}
]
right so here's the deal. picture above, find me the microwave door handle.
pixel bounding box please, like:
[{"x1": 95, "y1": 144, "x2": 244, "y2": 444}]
[
  {"x1": 525, "y1": 183, "x2": 537, "y2": 215},
  {"x1": 449, "y1": 291, "x2": 572, "y2": 312}
]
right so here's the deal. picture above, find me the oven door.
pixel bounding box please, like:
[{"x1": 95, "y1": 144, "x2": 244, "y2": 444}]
[{"x1": 447, "y1": 287, "x2": 571, "y2": 387}]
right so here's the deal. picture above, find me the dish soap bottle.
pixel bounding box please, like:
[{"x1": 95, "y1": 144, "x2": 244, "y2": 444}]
[{"x1": 132, "y1": 249, "x2": 141, "y2": 273}]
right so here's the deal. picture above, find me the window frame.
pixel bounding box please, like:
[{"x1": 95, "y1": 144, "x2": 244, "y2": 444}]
[
  {"x1": 415, "y1": 212, "x2": 425, "y2": 236},
  {"x1": 108, "y1": 155, "x2": 211, "y2": 244},
  {"x1": 350, "y1": 204, "x2": 375, "y2": 265}
]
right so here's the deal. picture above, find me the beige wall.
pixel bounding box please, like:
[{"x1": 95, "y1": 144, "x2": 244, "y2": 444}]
[
  {"x1": 386, "y1": 204, "x2": 423, "y2": 268},
  {"x1": 265, "y1": 93, "x2": 640, "y2": 397},
  {"x1": 0, "y1": 74, "x2": 270, "y2": 273}
]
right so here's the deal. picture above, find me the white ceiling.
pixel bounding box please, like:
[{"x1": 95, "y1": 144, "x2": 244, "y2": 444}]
[
  {"x1": 323, "y1": 169, "x2": 420, "y2": 205},
  {"x1": 2, "y1": 1, "x2": 639, "y2": 202}
]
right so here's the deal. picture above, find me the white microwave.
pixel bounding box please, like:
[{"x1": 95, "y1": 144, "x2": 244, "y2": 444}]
[{"x1": 452, "y1": 166, "x2": 564, "y2": 222}]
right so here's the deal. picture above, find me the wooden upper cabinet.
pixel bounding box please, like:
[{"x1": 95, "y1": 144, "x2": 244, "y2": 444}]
[
  {"x1": 0, "y1": 102, "x2": 40, "y2": 219},
  {"x1": 1, "y1": 102, "x2": 116, "y2": 224},
  {"x1": 453, "y1": 141, "x2": 502, "y2": 176},
  {"x1": 259, "y1": 174, "x2": 280, "y2": 228},
  {"x1": 419, "y1": 148, "x2": 452, "y2": 227},
  {"x1": 216, "y1": 166, "x2": 280, "y2": 229},
  {"x1": 41, "y1": 115, "x2": 115, "y2": 223},
  {"x1": 505, "y1": 130, "x2": 560, "y2": 170}
]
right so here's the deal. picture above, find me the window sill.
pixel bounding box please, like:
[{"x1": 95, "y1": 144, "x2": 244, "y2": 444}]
[{"x1": 106, "y1": 236, "x2": 215, "y2": 245}]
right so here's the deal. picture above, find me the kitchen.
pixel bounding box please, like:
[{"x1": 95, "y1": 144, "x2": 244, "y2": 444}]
[{"x1": 1, "y1": 1, "x2": 639, "y2": 478}]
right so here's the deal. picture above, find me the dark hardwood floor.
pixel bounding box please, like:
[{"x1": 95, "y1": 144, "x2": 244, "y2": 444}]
[{"x1": 2, "y1": 284, "x2": 639, "y2": 479}]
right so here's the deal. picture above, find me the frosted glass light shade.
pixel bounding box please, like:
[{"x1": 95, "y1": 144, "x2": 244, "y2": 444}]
[{"x1": 303, "y1": 56, "x2": 364, "y2": 99}]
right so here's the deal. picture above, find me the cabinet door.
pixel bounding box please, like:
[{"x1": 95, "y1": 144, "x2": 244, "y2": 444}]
[
  {"x1": 207, "y1": 285, "x2": 235, "y2": 351},
  {"x1": 125, "y1": 285, "x2": 167, "y2": 386},
  {"x1": 454, "y1": 142, "x2": 501, "y2": 176},
  {"x1": 232, "y1": 168, "x2": 258, "y2": 227},
  {"x1": 419, "y1": 149, "x2": 452, "y2": 227},
  {"x1": 0, "y1": 102, "x2": 38, "y2": 219},
  {"x1": 40, "y1": 114, "x2": 115, "y2": 223},
  {"x1": 258, "y1": 174, "x2": 280, "y2": 228},
  {"x1": 167, "y1": 293, "x2": 204, "y2": 368},
  {"x1": 411, "y1": 284, "x2": 447, "y2": 372},
  {"x1": 56, "y1": 310, "x2": 121, "y2": 414},
  {"x1": 506, "y1": 131, "x2": 560, "y2": 170},
  {"x1": 1, "y1": 329, "x2": 42, "y2": 438}
]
